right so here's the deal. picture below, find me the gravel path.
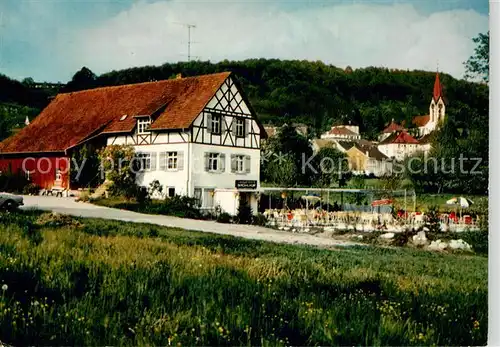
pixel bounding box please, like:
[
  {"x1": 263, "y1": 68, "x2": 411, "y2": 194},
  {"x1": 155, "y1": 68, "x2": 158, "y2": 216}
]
[{"x1": 20, "y1": 196, "x2": 359, "y2": 248}]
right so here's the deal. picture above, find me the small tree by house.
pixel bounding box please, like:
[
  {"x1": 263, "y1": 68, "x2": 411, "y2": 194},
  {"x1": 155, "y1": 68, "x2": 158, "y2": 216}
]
[{"x1": 98, "y1": 145, "x2": 139, "y2": 199}]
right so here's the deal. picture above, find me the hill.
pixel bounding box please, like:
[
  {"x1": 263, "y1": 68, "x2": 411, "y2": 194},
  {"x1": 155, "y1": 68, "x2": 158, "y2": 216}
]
[{"x1": 0, "y1": 59, "x2": 488, "y2": 141}]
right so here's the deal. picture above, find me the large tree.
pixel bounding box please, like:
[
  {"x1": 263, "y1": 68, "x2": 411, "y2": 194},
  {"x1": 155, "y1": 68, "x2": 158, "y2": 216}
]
[{"x1": 464, "y1": 31, "x2": 489, "y2": 83}]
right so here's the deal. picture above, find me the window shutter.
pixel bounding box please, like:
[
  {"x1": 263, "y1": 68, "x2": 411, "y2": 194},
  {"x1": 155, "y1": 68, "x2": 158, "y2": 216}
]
[
  {"x1": 159, "y1": 152, "x2": 167, "y2": 171},
  {"x1": 219, "y1": 154, "x2": 226, "y2": 172},
  {"x1": 204, "y1": 153, "x2": 210, "y2": 171},
  {"x1": 231, "y1": 119, "x2": 237, "y2": 134},
  {"x1": 244, "y1": 119, "x2": 249, "y2": 137},
  {"x1": 206, "y1": 113, "x2": 212, "y2": 133},
  {"x1": 177, "y1": 151, "x2": 184, "y2": 170},
  {"x1": 221, "y1": 117, "x2": 226, "y2": 134},
  {"x1": 150, "y1": 152, "x2": 157, "y2": 171},
  {"x1": 230, "y1": 154, "x2": 237, "y2": 173},
  {"x1": 245, "y1": 155, "x2": 251, "y2": 173}
]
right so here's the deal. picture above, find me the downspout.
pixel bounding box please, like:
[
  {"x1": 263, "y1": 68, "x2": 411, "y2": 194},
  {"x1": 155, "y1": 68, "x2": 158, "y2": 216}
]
[{"x1": 186, "y1": 128, "x2": 191, "y2": 196}]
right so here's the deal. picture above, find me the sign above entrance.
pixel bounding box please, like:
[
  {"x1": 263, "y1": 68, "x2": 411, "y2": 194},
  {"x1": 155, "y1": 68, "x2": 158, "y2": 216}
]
[{"x1": 235, "y1": 180, "x2": 257, "y2": 189}]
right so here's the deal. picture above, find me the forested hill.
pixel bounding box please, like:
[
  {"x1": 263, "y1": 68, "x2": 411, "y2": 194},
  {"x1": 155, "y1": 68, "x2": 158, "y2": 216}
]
[{"x1": 1, "y1": 59, "x2": 489, "y2": 140}]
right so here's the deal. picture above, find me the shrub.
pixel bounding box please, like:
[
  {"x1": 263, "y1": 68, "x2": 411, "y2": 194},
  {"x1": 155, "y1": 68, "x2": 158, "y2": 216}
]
[
  {"x1": 98, "y1": 145, "x2": 139, "y2": 199},
  {"x1": 252, "y1": 213, "x2": 268, "y2": 226},
  {"x1": 148, "y1": 180, "x2": 164, "y2": 199},
  {"x1": 22, "y1": 183, "x2": 41, "y2": 195},
  {"x1": 235, "y1": 203, "x2": 253, "y2": 224},
  {"x1": 425, "y1": 205, "x2": 441, "y2": 233},
  {"x1": 136, "y1": 186, "x2": 150, "y2": 205},
  {"x1": 0, "y1": 170, "x2": 30, "y2": 193},
  {"x1": 461, "y1": 230, "x2": 488, "y2": 254},
  {"x1": 217, "y1": 212, "x2": 232, "y2": 224},
  {"x1": 159, "y1": 195, "x2": 201, "y2": 219}
]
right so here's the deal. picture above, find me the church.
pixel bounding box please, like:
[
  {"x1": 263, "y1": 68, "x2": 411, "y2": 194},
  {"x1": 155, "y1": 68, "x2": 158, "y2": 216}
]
[
  {"x1": 377, "y1": 72, "x2": 446, "y2": 160},
  {"x1": 412, "y1": 72, "x2": 446, "y2": 136}
]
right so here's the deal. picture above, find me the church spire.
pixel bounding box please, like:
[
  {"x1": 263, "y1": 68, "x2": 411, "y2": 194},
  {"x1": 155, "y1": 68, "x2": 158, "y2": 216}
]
[{"x1": 433, "y1": 72, "x2": 443, "y2": 102}]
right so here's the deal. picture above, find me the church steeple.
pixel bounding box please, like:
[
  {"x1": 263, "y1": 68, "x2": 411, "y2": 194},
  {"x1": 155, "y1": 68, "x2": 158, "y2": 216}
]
[{"x1": 433, "y1": 71, "x2": 444, "y2": 103}]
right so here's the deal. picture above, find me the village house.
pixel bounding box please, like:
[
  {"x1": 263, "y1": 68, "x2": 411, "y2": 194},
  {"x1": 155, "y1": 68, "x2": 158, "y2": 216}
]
[
  {"x1": 346, "y1": 144, "x2": 392, "y2": 177},
  {"x1": 0, "y1": 72, "x2": 266, "y2": 215},
  {"x1": 320, "y1": 125, "x2": 361, "y2": 141},
  {"x1": 377, "y1": 131, "x2": 420, "y2": 161}
]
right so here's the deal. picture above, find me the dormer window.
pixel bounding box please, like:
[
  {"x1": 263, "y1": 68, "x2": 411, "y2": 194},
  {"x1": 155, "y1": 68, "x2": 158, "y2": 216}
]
[{"x1": 137, "y1": 118, "x2": 151, "y2": 134}]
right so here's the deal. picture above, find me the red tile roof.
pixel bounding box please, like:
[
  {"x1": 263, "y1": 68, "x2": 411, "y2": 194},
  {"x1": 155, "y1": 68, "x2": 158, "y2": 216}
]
[
  {"x1": 0, "y1": 72, "x2": 231, "y2": 154},
  {"x1": 382, "y1": 120, "x2": 405, "y2": 133},
  {"x1": 328, "y1": 126, "x2": 357, "y2": 136},
  {"x1": 412, "y1": 115, "x2": 430, "y2": 127},
  {"x1": 379, "y1": 131, "x2": 419, "y2": 145}
]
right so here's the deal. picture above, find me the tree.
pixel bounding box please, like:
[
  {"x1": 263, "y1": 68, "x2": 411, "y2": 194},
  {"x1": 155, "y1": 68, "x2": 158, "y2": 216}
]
[
  {"x1": 98, "y1": 145, "x2": 139, "y2": 199},
  {"x1": 313, "y1": 146, "x2": 348, "y2": 187},
  {"x1": 464, "y1": 32, "x2": 489, "y2": 83},
  {"x1": 261, "y1": 124, "x2": 313, "y2": 186},
  {"x1": 64, "y1": 67, "x2": 98, "y2": 92}
]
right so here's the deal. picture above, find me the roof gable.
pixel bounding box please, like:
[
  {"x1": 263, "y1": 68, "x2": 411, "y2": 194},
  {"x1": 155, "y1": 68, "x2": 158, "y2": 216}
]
[
  {"x1": 382, "y1": 120, "x2": 405, "y2": 133},
  {"x1": 0, "y1": 72, "x2": 230, "y2": 154},
  {"x1": 379, "y1": 131, "x2": 419, "y2": 145}
]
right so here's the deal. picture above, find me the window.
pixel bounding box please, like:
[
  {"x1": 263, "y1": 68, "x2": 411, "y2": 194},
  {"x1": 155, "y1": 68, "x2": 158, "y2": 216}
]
[
  {"x1": 204, "y1": 189, "x2": 215, "y2": 208},
  {"x1": 194, "y1": 188, "x2": 202, "y2": 206},
  {"x1": 167, "y1": 152, "x2": 178, "y2": 170},
  {"x1": 137, "y1": 118, "x2": 151, "y2": 134},
  {"x1": 167, "y1": 187, "x2": 175, "y2": 197},
  {"x1": 231, "y1": 154, "x2": 251, "y2": 174},
  {"x1": 211, "y1": 114, "x2": 221, "y2": 134},
  {"x1": 136, "y1": 153, "x2": 151, "y2": 171},
  {"x1": 205, "y1": 153, "x2": 225, "y2": 172},
  {"x1": 235, "y1": 118, "x2": 245, "y2": 137},
  {"x1": 209, "y1": 153, "x2": 220, "y2": 171},
  {"x1": 235, "y1": 155, "x2": 244, "y2": 172}
]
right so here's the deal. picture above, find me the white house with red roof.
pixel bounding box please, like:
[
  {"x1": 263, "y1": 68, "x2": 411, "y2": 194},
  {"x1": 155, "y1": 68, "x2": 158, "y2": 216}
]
[
  {"x1": 377, "y1": 131, "x2": 420, "y2": 161},
  {"x1": 0, "y1": 72, "x2": 266, "y2": 216},
  {"x1": 320, "y1": 125, "x2": 361, "y2": 141}
]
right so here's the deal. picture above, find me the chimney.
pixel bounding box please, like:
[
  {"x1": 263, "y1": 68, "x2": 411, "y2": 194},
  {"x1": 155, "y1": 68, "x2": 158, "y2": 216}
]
[{"x1": 176, "y1": 73, "x2": 182, "y2": 79}]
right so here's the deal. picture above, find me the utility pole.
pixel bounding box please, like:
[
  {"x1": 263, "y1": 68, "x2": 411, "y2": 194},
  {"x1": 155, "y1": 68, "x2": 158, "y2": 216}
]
[{"x1": 173, "y1": 22, "x2": 198, "y2": 62}]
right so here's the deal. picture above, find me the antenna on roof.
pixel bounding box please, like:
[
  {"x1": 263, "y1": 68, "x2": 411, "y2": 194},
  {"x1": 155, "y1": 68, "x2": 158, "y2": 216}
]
[{"x1": 173, "y1": 22, "x2": 199, "y2": 62}]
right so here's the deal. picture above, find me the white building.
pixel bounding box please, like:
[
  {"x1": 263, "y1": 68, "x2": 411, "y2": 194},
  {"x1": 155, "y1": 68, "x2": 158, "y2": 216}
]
[
  {"x1": 377, "y1": 131, "x2": 420, "y2": 161},
  {"x1": 103, "y1": 72, "x2": 264, "y2": 215},
  {"x1": 320, "y1": 125, "x2": 361, "y2": 141}
]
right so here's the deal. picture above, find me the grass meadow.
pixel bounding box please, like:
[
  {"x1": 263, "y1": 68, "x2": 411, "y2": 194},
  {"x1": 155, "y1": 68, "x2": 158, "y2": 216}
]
[{"x1": 0, "y1": 211, "x2": 487, "y2": 346}]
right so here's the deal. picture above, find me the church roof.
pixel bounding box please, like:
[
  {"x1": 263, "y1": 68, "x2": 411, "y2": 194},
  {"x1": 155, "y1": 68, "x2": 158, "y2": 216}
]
[
  {"x1": 412, "y1": 115, "x2": 430, "y2": 127},
  {"x1": 433, "y1": 72, "x2": 445, "y2": 102}
]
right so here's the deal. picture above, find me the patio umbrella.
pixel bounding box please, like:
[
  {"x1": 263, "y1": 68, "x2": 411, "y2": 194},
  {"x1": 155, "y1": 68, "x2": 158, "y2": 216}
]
[
  {"x1": 371, "y1": 199, "x2": 393, "y2": 207},
  {"x1": 446, "y1": 197, "x2": 474, "y2": 208},
  {"x1": 446, "y1": 197, "x2": 474, "y2": 221}
]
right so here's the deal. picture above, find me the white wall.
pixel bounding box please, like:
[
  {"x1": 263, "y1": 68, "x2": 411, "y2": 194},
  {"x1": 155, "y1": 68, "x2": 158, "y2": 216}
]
[
  {"x1": 190, "y1": 143, "x2": 260, "y2": 194},
  {"x1": 378, "y1": 143, "x2": 419, "y2": 161},
  {"x1": 133, "y1": 143, "x2": 190, "y2": 196}
]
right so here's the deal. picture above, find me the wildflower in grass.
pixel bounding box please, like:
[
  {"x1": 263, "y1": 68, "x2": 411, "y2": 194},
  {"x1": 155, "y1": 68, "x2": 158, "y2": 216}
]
[{"x1": 1, "y1": 284, "x2": 7, "y2": 291}]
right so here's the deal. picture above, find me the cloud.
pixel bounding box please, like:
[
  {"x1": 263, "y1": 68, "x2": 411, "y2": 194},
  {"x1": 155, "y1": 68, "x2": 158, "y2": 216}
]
[{"x1": 2, "y1": 0, "x2": 488, "y2": 81}]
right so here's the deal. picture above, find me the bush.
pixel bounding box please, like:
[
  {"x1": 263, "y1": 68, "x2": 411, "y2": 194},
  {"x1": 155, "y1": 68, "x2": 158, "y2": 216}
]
[
  {"x1": 461, "y1": 230, "x2": 488, "y2": 254},
  {"x1": 158, "y1": 195, "x2": 201, "y2": 219},
  {"x1": 252, "y1": 213, "x2": 268, "y2": 226},
  {"x1": 22, "y1": 183, "x2": 41, "y2": 195},
  {"x1": 235, "y1": 199, "x2": 253, "y2": 224},
  {"x1": 0, "y1": 170, "x2": 30, "y2": 193},
  {"x1": 217, "y1": 212, "x2": 232, "y2": 224},
  {"x1": 136, "y1": 186, "x2": 150, "y2": 205}
]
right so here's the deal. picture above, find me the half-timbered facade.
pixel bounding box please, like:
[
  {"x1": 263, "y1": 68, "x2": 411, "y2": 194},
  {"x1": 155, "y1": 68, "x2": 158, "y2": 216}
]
[{"x1": 0, "y1": 72, "x2": 265, "y2": 215}]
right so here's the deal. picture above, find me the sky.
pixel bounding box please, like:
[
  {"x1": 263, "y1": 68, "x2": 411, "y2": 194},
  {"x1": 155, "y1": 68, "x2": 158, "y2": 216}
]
[{"x1": 0, "y1": 0, "x2": 489, "y2": 83}]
